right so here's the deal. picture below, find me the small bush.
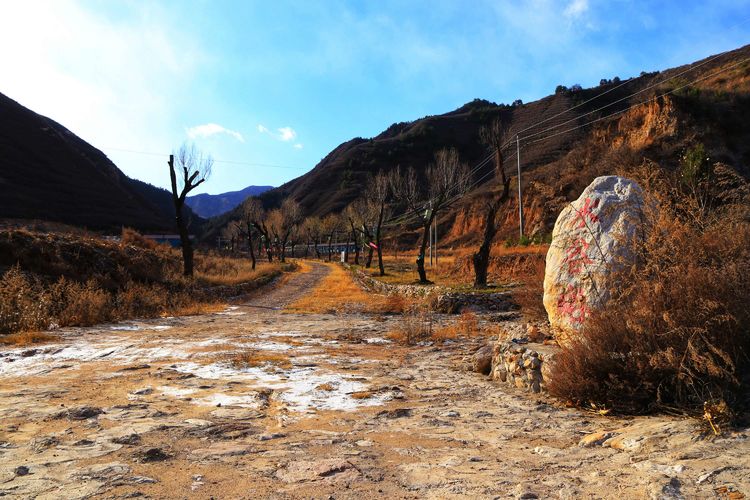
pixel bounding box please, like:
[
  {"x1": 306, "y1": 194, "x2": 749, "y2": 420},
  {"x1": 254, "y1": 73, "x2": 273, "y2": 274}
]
[
  {"x1": 386, "y1": 304, "x2": 434, "y2": 345},
  {"x1": 48, "y1": 278, "x2": 112, "y2": 327},
  {"x1": 0, "y1": 267, "x2": 49, "y2": 334},
  {"x1": 120, "y1": 228, "x2": 160, "y2": 250}
]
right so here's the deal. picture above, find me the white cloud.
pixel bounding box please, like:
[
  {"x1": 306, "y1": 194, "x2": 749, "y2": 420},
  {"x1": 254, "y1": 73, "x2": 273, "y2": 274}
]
[
  {"x1": 186, "y1": 123, "x2": 245, "y2": 142},
  {"x1": 257, "y1": 123, "x2": 299, "y2": 145},
  {"x1": 564, "y1": 0, "x2": 589, "y2": 19},
  {"x1": 277, "y1": 126, "x2": 297, "y2": 142}
]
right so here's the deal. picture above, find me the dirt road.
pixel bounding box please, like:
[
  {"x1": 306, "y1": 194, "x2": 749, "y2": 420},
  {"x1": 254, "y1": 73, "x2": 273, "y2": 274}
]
[{"x1": 0, "y1": 262, "x2": 748, "y2": 499}]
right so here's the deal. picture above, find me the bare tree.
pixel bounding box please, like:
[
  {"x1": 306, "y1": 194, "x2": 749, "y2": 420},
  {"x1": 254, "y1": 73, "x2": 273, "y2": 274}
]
[
  {"x1": 301, "y1": 216, "x2": 322, "y2": 259},
  {"x1": 473, "y1": 119, "x2": 512, "y2": 287},
  {"x1": 394, "y1": 148, "x2": 471, "y2": 283},
  {"x1": 320, "y1": 213, "x2": 342, "y2": 262},
  {"x1": 169, "y1": 143, "x2": 212, "y2": 277},
  {"x1": 244, "y1": 198, "x2": 273, "y2": 262},
  {"x1": 367, "y1": 170, "x2": 395, "y2": 276},
  {"x1": 267, "y1": 199, "x2": 302, "y2": 262},
  {"x1": 241, "y1": 200, "x2": 262, "y2": 269},
  {"x1": 221, "y1": 221, "x2": 242, "y2": 253}
]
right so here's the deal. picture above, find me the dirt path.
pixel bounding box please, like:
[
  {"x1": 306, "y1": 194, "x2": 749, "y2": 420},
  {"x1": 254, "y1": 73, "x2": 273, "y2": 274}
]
[
  {"x1": 0, "y1": 263, "x2": 748, "y2": 499},
  {"x1": 245, "y1": 261, "x2": 330, "y2": 310}
]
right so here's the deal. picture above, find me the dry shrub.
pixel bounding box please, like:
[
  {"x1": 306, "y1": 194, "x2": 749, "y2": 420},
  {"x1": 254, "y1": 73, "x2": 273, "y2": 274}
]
[
  {"x1": 227, "y1": 351, "x2": 292, "y2": 369},
  {"x1": 0, "y1": 331, "x2": 56, "y2": 346},
  {"x1": 114, "y1": 281, "x2": 168, "y2": 319},
  {"x1": 0, "y1": 267, "x2": 49, "y2": 334},
  {"x1": 548, "y1": 184, "x2": 750, "y2": 415},
  {"x1": 120, "y1": 227, "x2": 160, "y2": 250},
  {"x1": 386, "y1": 303, "x2": 434, "y2": 345},
  {"x1": 48, "y1": 278, "x2": 112, "y2": 326},
  {"x1": 458, "y1": 310, "x2": 479, "y2": 336},
  {"x1": 351, "y1": 391, "x2": 374, "y2": 399},
  {"x1": 510, "y1": 257, "x2": 547, "y2": 321},
  {"x1": 379, "y1": 294, "x2": 408, "y2": 314}
]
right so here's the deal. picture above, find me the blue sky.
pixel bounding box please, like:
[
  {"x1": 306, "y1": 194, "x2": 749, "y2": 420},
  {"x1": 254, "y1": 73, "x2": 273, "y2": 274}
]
[{"x1": 1, "y1": 0, "x2": 749, "y2": 194}]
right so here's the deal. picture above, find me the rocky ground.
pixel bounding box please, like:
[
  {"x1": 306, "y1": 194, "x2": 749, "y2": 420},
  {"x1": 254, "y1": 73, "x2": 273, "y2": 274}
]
[{"x1": 0, "y1": 262, "x2": 748, "y2": 499}]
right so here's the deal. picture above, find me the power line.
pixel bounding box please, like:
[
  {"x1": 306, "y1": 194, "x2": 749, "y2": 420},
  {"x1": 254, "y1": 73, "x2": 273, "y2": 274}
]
[
  {"x1": 102, "y1": 146, "x2": 305, "y2": 170},
  {"x1": 524, "y1": 54, "x2": 750, "y2": 146},
  {"x1": 501, "y1": 37, "x2": 750, "y2": 150}
]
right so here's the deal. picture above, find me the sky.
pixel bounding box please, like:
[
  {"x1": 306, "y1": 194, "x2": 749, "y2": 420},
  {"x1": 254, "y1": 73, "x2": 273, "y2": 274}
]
[{"x1": 1, "y1": 0, "x2": 749, "y2": 195}]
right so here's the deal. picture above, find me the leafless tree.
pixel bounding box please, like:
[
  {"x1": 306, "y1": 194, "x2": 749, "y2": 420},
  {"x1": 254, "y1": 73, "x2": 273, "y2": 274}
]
[
  {"x1": 367, "y1": 170, "x2": 395, "y2": 276},
  {"x1": 244, "y1": 198, "x2": 273, "y2": 262},
  {"x1": 473, "y1": 119, "x2": 512, "y2": 287},
  {"x1": 241, "y1": 200, "x2": 263, "y2": 269},
  {"x1": 221, "y1": 221, "x2": 242, "y2": 253},
  {"x1": 343, "y1": 199, "x2": 371, "y2": 266},
  {"x1": 320, "y1": 213, "x2": 342, "y2": 262},
  {"x1": 394, "y1": 148, "x2": 471, "y2": 283},
  {"x1": 301, "y1": 216, "x2": 322, "y2": 259},
  {"x1": 266, "y1": 199, "x2": 302, "y2": 262},
  {"x1": 169, "y1": 143, "x2": 212, "y2": 277}
]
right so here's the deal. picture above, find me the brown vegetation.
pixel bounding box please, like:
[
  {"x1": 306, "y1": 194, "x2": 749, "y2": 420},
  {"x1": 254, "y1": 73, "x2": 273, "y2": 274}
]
[
  {"x1": 227, "y1": 351, "x2": 292, "y2": 369},
  {"x1": 0, "y1": 228, "x2": 287, "y2": 337},
  {"x1": 548, "y1": 163, "x2": 750, "y2": 415},
  {"x1": 286, "y1": 262, "x2": 395, "y2": 314}
]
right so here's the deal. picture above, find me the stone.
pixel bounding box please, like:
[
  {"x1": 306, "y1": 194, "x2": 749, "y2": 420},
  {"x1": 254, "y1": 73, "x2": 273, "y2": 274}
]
[
  {"x1": 189, "y1": 443, "x2": 256, "y2": 461},
  {"x1": 133, "y1": 447, "x2": 171, "y2": 463},
  {"x1": 472, "y1": 344, "x2": 494, "y2": 375},
  {"x1": 543, "y1": 176, "x2": 646, "y2": 335},
  {"x1": 56, "y1": 406, "x2": 104, "y2": 420},
  {"x1": 275, "y1": 458, "x2": 360, "y2": 483},
  {"x1": 578, "y1": 431, "x2": 615, "y2": 448}
]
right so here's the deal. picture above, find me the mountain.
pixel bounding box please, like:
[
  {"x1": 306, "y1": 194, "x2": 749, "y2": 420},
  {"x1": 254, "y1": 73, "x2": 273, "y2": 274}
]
[
  {"x1": 187, "y1": 185, "x2": 273, "y2": 218},
  {"x1": 0, "y1": 92, "x2": 202, "y2": 232},
  {"x1": 206, "y1": 44, "x2": 750, "y2": 242}
]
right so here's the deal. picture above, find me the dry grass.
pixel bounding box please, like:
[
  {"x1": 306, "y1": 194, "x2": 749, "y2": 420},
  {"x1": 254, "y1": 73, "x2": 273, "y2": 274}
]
[
  {"x1": 286, "y1": 263, "x2": 390, "y2": 314},
  {"x1": 227, "y1": 351, "x2": 292, "y2": 369},
  {"x1": 509, "y1": 257, "x2": 548, "y2": 321},
  {"x1": 385, "y1": 304, "x2": 434, "y2": 345},
  {"x1": 316, "y1": 383, "x2": 336, "y2": 391},
  {"x1": 548, "y1": 168, "x2": 750, "y2": 416},
  {"x1": 0, "y1": 331, "x2": 56, "y2": 346},
  {"x1": 350, "y1": 391, "x2": 374, "y2": 399},
  {"x1": 0, "y1": 229, "x2": 291, "y2": 339}
]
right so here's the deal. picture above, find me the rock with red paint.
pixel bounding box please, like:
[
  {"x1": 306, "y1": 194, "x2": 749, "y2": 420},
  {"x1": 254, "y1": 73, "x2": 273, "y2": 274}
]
[{"x1": 543, "y1": 176, "x2": 646, "y2": 336}]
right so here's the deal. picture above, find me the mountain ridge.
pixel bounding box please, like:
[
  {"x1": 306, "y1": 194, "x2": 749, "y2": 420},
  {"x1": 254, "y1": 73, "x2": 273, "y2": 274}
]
[{"x1": 0, "y1": 92, "x2": 202, "y2": 232}]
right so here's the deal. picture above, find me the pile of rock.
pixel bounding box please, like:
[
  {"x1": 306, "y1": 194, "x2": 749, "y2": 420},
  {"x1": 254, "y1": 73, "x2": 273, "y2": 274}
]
[
  {"x1": 490, "y1": 342, "x2": 550, "y2": 393},
  {"x1": 470, "y1": 324, "x2": 557, "y2": 394}
]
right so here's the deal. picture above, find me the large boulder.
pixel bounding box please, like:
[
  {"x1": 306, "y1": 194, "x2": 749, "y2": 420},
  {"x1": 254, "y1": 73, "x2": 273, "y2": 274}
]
[{"x1": 543, "y1": 176, "x2": 646, "y2": 335}]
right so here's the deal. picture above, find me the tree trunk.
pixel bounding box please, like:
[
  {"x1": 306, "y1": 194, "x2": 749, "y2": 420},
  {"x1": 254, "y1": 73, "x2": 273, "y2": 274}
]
[
  {"x1": 416, "y1": 218, "x2": 433, "y2": 283},
  {"x1": 363, "y1": 227, "x2": 374, "y2": 268},
  {"x1": 175, "y1": 208, "x2": 194, "y2": 277},
  {"x1": 375, "y1": 204, "x2": 385, "y2": 276},
  {"x1": 352, "y1": 228, "x2": 360, "y2": 265},
  {"x1": 247, "y1": 228, "x2": 256, "y2": 270}
]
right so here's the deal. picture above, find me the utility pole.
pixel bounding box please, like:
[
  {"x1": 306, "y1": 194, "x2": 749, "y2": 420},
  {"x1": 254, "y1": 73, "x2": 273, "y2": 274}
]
[{"x1": 516, "y1": 135, "x2": 525, "y2": 238}]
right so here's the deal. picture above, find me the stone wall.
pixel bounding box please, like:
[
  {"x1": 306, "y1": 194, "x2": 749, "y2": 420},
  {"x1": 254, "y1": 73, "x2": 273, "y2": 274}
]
[
  {"x1": 347, "y1": 265, "x2": 517, "y2": 314},
  {"x1": 490, "y1": 341, "x2": 556, "y2": 393}
]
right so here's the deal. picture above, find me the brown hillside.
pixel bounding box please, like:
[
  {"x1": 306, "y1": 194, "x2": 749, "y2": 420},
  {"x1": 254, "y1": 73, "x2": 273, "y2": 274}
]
[
  {"x1": 0, "y1": 92, "x2": 202, "y2": 232},
  {"x1": 207, "y1": 44, "x2": 750, "y2": 245}
]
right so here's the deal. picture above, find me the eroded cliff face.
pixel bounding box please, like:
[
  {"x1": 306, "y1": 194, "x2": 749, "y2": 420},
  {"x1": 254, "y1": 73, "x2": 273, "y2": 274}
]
[
  {"x1": 605, "y1": 96, "x2": 679, "y2": 150},
  {"x1": 441, "y1": 97, "x2": 682, "y2": 246}
]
